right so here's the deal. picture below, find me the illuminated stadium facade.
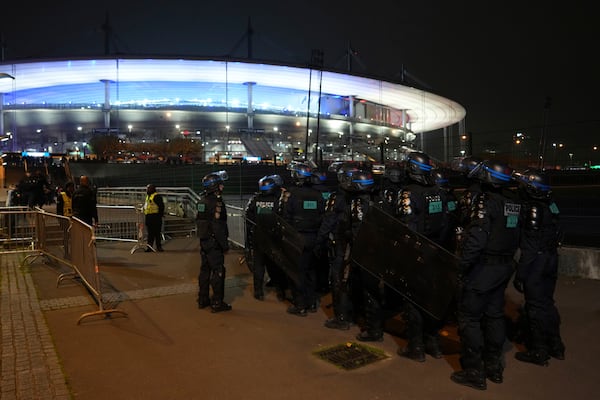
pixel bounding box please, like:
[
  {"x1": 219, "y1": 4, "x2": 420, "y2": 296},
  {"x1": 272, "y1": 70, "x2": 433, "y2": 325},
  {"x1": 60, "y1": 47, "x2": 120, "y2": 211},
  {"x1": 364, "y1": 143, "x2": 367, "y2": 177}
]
[{"x1": 0, "y1": 57, "x2": 466, "y2": 163}]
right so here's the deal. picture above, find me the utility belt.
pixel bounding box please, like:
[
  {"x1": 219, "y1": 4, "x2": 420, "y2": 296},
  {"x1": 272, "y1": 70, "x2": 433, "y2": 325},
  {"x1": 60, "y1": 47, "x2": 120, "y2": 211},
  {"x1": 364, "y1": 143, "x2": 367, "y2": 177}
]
[{"x1": 482, "y1": 254, "x2": 514, "y2": 265}]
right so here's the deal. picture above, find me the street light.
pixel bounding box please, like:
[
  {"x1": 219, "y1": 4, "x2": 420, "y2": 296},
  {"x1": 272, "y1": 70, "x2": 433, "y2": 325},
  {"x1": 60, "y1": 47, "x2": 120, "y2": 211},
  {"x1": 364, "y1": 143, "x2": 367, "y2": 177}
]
[
  {"x1": 568, "y1": 152, "x2": 574, "y2": 166},
  {"x1": 552, "y1": 143, "x2": 564, "y2": 169},
  {"x1": 0, "y1": 73, "x2": 16, "y2": 151}
]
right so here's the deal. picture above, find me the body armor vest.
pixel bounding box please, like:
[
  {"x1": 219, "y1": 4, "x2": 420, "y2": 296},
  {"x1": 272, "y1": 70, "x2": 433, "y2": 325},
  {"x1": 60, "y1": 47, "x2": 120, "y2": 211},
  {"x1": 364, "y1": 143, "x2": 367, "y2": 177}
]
[
  {"x1": 288, "y1": 186, "x2": 322, "y2": 232},
  {"x1": 399, "y1": 184, "x2": 444, "y2": 237},
  {"x1": 522, "y1": 199, "x2": 560, "y2": 250},
  {"x1": 473, "y1": 191, "x2": 521, "y2": 255},
  {"x1": 196, "y1": 193, "x2": 227, "y2": 239}
]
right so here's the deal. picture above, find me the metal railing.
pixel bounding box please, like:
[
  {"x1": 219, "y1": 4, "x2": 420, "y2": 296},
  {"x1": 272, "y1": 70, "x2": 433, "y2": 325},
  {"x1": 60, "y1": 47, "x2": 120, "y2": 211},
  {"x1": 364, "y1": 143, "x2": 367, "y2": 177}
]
[
  {"x1": 96, "y1": 187, "x2": 246, "y2": 248},
  {"x1": 0, "y1": 208, "x2": 128, "y2": 323}
]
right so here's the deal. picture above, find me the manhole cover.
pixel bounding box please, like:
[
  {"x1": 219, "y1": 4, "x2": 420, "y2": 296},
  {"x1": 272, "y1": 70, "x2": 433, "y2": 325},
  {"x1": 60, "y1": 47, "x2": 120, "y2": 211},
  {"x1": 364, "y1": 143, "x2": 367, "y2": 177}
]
[{"x1": 314, "y1": 342, "x2": 388, "y2": 370}]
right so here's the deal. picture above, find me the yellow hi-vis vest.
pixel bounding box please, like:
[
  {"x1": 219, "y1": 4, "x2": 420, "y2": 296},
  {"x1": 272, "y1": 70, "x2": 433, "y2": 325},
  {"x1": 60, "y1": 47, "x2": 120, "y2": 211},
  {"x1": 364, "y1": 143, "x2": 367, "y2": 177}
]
[
  {"x1": 60, "y1": 192, "x2": 73, "y2": 217},
  {"x1": 144, "y1": 193, "x2": 159, "y2": 215}
]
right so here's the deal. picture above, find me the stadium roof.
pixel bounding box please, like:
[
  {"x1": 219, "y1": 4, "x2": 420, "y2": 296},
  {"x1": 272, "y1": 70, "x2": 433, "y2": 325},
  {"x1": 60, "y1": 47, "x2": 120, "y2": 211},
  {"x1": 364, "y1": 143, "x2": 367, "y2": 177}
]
[{"x1": 0, "y1": 57, "x2": 465, "y2": 134}]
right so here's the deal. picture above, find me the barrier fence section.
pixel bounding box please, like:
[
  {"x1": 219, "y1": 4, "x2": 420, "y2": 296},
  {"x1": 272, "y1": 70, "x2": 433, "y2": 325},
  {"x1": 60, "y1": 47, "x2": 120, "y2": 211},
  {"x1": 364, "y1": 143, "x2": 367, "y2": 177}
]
[
  {"x1": 226, "y1": 204, "x2": 245, "y2": 248},
  {"x1": 0, "y1": 208, "x2": 128, "y2": 324},
  {"x1": 95, "y1": 205, "x2": 152, "y2": 254},
  {"x1": 0, "y1": 207, "x2": 37, "y2": 253},
  {"x1": 97, "y1": 187, "x2": 246, "y2": 249},
  {"x1": 68, "y1": 217, "x2": 128, "y2": 324}
]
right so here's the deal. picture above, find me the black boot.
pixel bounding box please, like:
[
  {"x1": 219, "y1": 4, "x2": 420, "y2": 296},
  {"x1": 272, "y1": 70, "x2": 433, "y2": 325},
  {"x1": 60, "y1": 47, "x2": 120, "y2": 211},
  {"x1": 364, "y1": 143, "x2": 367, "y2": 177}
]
[
  {"x1": 324, "y1": 317, "x2": 351, "y2": 330},
  {"x1": 356, "y1": 330, "x2": 383, "y2": 342},
  {"x1": 211, "y1": 302, "x2": 232, "y2": 313},
  {"x1": 253, "y1": 290, "x2": 264, "y2": 301},
  {"x1": 287, "y1": 305, "x2": 307, "y2": 317},
  {"x1": 515, "y1": 349, "x2": 550, "y2": 366},
  {"x1": 548, "y1": 337, "x2": 565, "y2": 360},
  {"x1": 485, "y1": 368, "x2": 504, "y2": 384},
  {"x1": 198, "y1": 296, "x2": 210, "y2": 309},
  {"x1": 451, "y1": 369, "x2": 487, "y2": 390},
  {"x1": 398, "y1": 345, "x2": 426, "y2": 363},
  {"x1": 425, "y1": 335, "x2": 443, "y2": 359}
]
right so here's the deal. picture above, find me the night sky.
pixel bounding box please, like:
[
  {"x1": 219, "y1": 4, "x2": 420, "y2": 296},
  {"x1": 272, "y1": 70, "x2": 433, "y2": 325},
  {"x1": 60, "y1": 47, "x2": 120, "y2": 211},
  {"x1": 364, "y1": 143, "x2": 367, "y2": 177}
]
[{"x1": 2, "y1": 1, "x2": 598, "y2": 165}]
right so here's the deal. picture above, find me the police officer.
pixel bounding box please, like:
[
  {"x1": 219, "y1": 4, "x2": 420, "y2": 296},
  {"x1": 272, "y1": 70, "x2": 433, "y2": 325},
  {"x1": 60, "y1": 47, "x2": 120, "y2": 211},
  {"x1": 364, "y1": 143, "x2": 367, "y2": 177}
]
[
  {"x1": 396, "y1": 152, "x2": 447, "y2": 362},
  {"x1": 143, "y1": 184, "x2": 165, "y2": 252},
  {"x1": 451, "y1": 159, "x2": 522, "y2": 390},
  {"x1": 280, "y1": 162, "x2": 325, "y2": 316},
  {"x1": 196, "y1": 171, "x2": 232, "y2": 313},
  {"x1": 244, "y1": 174, "x2": 286, "y2": 301},
  {"x1": 513, "y1": 170, "x2": 565, "y2": 365},
  {"x1": 318, "y1": 167, "x2": 375, "y2": 330}
]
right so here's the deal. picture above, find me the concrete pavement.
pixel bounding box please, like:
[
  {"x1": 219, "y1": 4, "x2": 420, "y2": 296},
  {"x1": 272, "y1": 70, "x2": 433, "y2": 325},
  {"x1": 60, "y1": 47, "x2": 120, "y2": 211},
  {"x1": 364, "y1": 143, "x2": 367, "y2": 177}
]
[{"x1": 1, "y1": 237, "x2": 600, "y2": 400}]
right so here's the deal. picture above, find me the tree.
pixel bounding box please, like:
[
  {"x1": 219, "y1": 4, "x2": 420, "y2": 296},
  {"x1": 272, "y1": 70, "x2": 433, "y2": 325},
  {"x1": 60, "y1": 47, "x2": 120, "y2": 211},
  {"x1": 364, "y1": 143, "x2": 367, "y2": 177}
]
[{"x1": 88, "y1": 135, "x2": 120, "y2": 159}]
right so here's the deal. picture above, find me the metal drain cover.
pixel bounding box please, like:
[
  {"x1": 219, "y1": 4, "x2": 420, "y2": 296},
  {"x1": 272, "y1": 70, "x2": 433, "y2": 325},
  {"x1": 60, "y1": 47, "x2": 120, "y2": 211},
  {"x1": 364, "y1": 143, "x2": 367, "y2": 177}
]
[{"x1": 314, "y1": 342, "x2": 388, "y2": 370}]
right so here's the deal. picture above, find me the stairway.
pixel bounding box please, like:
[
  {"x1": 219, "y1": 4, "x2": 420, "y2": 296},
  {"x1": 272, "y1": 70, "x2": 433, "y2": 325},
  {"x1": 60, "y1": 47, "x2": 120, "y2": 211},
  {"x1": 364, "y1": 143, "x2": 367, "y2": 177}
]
[{"x1": 240, "y1": 136, "x2": 275, "y2": 160}]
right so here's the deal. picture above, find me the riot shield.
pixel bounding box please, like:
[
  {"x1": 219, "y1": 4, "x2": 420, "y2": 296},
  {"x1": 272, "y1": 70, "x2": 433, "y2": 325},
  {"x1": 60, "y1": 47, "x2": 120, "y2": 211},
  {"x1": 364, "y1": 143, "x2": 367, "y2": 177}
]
[
  {"x1": 351, "y1": 205, "x2": 459, "y2": 320},
  {"x1": 252, "y1": 213, "x2": 304, "y2": 285}
]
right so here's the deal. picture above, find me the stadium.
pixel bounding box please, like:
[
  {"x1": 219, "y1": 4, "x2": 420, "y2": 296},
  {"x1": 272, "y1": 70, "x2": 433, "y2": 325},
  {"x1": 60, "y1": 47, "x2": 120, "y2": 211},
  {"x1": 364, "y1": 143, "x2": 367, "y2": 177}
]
[{"x1": 0, "y1": 57, "x2": 465, "y2": 164}]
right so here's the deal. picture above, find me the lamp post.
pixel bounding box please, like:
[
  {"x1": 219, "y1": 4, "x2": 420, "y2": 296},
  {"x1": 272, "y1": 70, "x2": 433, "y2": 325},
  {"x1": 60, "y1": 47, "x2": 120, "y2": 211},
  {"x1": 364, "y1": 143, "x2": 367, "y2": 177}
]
[
  {"x1": 568, "y1": 152, "x2": 574, "y2": 166},
  {"x1": 0, "y1": 72, "x2": 16, "y2": 151}
]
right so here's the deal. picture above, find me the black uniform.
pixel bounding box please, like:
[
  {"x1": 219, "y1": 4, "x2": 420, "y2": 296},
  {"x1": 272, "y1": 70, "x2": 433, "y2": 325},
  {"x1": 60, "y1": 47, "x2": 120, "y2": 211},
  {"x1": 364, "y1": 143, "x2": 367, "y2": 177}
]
[
  {"x1": 452, "y1": 171, "x2": 522, "y2": 389},
  {"x1": 280, "y1": 181, "x2": 325, "y2": 315},
  {"x1": 514, "y1": 178, "x2": 565, "y2": 365},
  {"x1": 244, "y1": 189, "x2": 287, "y2": 300},
  {"x1": 318, "y1": 187, "x2": 371, "y2": 329},
  {"x1": 311, "y1": 172, "x2": 334, "y2": 295},
  {"x1": 72, "y1": 182, "x2": 98, "y2": 226},
  {"x1": 197, "y1": 189, "x2": 230, "y2": 312}
]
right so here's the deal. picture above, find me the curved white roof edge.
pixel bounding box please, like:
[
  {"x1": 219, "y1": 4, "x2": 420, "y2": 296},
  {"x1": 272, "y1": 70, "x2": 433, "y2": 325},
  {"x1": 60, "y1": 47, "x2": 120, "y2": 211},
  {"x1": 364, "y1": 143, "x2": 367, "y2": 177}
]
[{"x1": 0, "y1": 58, "x2": 466, "y2": 133}]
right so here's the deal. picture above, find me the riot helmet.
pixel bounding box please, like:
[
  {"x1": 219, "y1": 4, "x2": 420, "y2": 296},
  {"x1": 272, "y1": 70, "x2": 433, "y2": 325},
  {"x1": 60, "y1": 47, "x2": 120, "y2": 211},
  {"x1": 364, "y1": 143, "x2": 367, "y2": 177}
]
[
  {"x1": 311, "y1": 170, "x2": 327, "y2": 186},
  {"x1": 432, "y1": 169, "x2": 450, "y2": 188},
  {"x1": 406, "y1": 151, "x2": 433, "y2": 185},
  {"x1": 338, "y1": 169, "x2": 375, "y2": 192},
  {"x1": 258, "y1": 174, "x2": 283, "y2": 196},
  {"x1": 289, "y1": 162, "x2": 314, "y2": 185},
  {"x1": 516, "y1": 169, "x2": 552, "y2": 200},
  {"x1": 469, "y1": 159, "x2": 513, "y2": 187},
  {"x1": 457, "y1": 156, "x2": 482, "y2": 176},
  {"x1": 202, "y1": 170, "x2": 228, "y2": 193}
]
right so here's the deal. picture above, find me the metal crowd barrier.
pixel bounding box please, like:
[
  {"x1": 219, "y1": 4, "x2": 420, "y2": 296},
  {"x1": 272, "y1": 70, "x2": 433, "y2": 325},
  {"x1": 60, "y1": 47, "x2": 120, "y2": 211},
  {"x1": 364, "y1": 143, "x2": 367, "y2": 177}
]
[
  {"x1": 226, "y1": 204, "x2": 245, "y2": 248},
  {"x1": 0, "y1": 208, "x2": 128, "y2": 324},
  {"x1": 64, "y1": 217, "x2": 128, "y2": 324},
  {"x1": 97, "y1": 186, "x2": 201, "y2": 219},
  {"x1": 96, "y1": 187, "x2": 246, "y2": 249},
  {"x1": 0, "y1": 207, "x2": 37, "y2": 252}
]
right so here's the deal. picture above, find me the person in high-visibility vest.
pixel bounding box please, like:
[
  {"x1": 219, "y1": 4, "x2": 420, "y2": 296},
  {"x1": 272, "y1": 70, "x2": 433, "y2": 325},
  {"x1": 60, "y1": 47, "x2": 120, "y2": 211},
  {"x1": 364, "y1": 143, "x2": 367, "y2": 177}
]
[
  {"x1": 56, "y1": 181, "x2": 75, "y2": 217},
  {"x1": 143, "y1": 184, "x2": 165, "y2": 252},
  {"x1": 56, "y1": 181, "x2": 75, "y2": 259}
]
